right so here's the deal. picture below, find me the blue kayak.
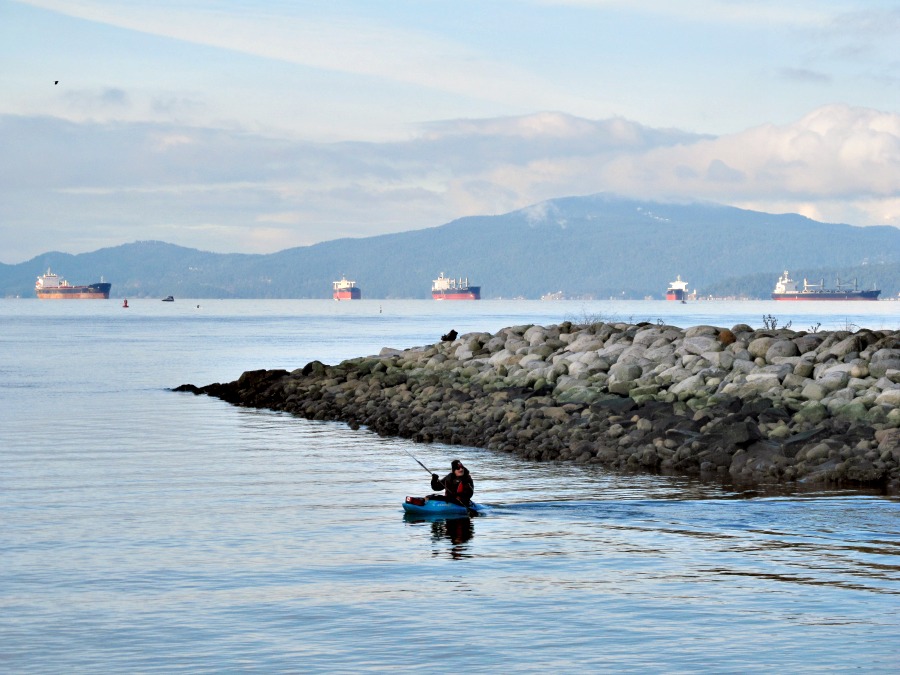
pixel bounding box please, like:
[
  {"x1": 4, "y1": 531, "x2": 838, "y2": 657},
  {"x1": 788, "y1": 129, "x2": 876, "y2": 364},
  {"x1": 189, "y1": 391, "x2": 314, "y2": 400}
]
[{"x1": 403, "y1": 496, "x2": 486, "y2": 516}]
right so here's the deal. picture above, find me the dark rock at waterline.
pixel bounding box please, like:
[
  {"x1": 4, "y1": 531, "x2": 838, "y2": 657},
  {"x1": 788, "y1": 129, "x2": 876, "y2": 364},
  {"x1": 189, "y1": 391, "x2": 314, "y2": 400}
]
[{"x1": 174, "y1": 321, "x2": 900, "y2": 493}]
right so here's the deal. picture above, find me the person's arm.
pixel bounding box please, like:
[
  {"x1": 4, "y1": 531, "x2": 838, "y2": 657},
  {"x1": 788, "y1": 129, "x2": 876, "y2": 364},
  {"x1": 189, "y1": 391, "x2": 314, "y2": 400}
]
[
  {"x1": 431, "y1": 473, "x2": 445, "y2": 491},
  {"x1": 460, "y1": 477, "x2": 474, "y2": 502}
]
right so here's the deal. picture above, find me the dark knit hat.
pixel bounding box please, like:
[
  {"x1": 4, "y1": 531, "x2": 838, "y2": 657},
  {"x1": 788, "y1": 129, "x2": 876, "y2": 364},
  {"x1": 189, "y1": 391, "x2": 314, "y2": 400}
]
[{"x1": 451, "y1": 459, "x2": 464, "y2": 470}]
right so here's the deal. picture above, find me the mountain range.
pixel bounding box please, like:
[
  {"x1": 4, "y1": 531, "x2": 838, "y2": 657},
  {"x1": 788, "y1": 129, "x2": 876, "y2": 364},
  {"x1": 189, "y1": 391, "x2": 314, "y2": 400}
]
[{"x1": 3, "y1": 194, "x2": 898, "y2": 299}]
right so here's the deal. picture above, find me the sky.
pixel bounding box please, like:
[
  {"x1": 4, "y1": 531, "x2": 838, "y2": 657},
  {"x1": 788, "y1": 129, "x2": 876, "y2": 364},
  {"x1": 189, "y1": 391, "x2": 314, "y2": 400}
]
[{"x1": 2, "y1": 0, "x2": 900, "y2": 263}]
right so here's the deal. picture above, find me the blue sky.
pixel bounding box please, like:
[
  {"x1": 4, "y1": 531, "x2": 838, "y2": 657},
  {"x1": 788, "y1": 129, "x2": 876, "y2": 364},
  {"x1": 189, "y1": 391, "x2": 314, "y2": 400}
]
[{"x1": 2, "y1": 0, "x2": 900, "y2": 262}]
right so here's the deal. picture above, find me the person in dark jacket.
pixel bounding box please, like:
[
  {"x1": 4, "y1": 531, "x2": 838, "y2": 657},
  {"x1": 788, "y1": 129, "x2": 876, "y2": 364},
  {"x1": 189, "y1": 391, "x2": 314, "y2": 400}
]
[{"x1": 431, "y1": 459, "x2": 474, "y2": 506}]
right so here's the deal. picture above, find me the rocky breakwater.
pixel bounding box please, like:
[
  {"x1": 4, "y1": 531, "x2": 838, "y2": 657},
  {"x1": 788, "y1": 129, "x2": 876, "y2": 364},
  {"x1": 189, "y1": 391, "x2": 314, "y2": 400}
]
[{"x1": 176, "y1": 321, "x2": 900, "y2": 491}]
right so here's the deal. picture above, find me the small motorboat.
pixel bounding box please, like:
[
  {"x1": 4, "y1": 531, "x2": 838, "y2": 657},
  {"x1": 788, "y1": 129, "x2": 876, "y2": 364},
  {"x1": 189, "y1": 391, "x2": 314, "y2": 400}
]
[
  {"x1": 162, "y1": 295, "x2": 174, "y2": 302},
  {"x1": 402, "y1": 495, "x2": 486, "y2": 516}
]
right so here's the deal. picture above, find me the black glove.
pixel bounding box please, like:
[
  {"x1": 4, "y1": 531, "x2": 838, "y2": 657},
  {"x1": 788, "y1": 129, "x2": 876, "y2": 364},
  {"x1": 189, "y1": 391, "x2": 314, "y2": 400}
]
[{"x1": 432, "y1": 474, "x2": 439, "y2": 481}]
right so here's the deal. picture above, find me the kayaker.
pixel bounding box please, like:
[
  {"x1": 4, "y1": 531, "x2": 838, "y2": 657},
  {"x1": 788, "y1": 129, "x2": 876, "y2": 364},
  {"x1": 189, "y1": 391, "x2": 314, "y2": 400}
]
[{"x1": 431, "y1": 459, "x2": 474, "y2": 507}]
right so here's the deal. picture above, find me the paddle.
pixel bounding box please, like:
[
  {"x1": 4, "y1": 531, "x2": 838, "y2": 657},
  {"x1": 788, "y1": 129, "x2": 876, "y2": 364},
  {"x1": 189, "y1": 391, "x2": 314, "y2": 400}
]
[
  {"x1": 403, "y1": 448, "x2": 433, "y2": 475},
  {"x1": 403, "y1": 449, "x2": 478, "y2": 517}
]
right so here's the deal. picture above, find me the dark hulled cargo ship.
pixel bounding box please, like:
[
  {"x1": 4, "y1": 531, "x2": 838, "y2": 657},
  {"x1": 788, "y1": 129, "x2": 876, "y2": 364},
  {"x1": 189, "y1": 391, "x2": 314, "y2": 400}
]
[
  {"x1": 35, "y1": 269, "x2": 111, "y2": 299},
  {"x1": 432, "y1": 272, "x2": 480, "y2": 300},
  {"x1": 771, "y1": 270, "x2": 880, "y2": 301},
  {"x1": 333, "y1": 276, "x2": 361, "y2": 300}
]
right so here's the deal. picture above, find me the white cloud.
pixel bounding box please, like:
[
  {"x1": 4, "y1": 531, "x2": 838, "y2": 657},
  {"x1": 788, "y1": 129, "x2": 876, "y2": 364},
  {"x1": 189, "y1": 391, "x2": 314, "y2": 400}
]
[
  {"x1": 2, "y1": 104, "x2": 899, "y2": 262},
  {"x1": 529, "y1": 0, "x2": 833, "y2": 26},
  {"x1": 779, "y1": 67, "x2": 832, "y2": 84},
  {"x1": 17, "y1": 0, "x2": 577, "y2": 112},
  {"x1": 605, "y1": 104, "x2": 900, "y2": 199}
]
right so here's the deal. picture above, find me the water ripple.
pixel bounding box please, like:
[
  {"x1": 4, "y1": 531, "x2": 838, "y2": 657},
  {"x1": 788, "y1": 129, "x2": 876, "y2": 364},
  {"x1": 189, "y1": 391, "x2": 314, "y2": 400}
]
[{"x1": 3, "y1": 300, "x2": 899, "y2": 672}]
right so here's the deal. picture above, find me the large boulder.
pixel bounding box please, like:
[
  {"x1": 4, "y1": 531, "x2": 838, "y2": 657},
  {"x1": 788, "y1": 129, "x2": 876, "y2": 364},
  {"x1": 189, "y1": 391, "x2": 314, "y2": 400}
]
[
  {"x1": 801, "y1": 382, "x2": 827, "y2": 401},
  {"x1": 875, "y1": 389, "x2": 900, "y2": 407},
  {"x1": 793, "y1": 334, "x2": 825, "y2": 354},
  {"x1": 680, "y1": 336, "x2": 722, "y2": 356},
  {"x1": 870, "y1": 350, "x2": 900, "y2": 378},
  {"x1": 748, "y1": 337, "x2": 775, "y2": 359},
  {"x1": 669, "y1": 373, "x2": 706, "y2": 396},
  {"x1": 684, "y1": 325, "x2": 721, "y2": 338},
  {"x1": 633, "y1": 327, "x2": 665, "y2": 346},
  {"x1": 765, "y1": 340, "x2": 800, "y2": 361}
]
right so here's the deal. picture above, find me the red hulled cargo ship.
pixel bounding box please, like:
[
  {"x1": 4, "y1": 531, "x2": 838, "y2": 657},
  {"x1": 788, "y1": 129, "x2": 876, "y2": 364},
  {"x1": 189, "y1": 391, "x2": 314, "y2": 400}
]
[
  {"x1": 771, "y1": 270, "x2": 880, "y2": 301},
  {"x1": 333, "y1": 276, "x2": 362, "y2": 300},
  {"x1": 432, "y1": 272, "x2": 480, "y2": 300},
  {"x1": 35, "y1": 268, "x2": 111, "y2": 299},
  {"x1": 666, "y1": 275, "x2": 689, "y2": 301}
]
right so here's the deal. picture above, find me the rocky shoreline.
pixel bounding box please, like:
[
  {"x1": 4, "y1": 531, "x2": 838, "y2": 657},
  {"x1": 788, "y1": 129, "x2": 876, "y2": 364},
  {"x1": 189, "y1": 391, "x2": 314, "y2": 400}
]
[{"x1": 176, "y1": 321, "x2": 900, "y2": 492}]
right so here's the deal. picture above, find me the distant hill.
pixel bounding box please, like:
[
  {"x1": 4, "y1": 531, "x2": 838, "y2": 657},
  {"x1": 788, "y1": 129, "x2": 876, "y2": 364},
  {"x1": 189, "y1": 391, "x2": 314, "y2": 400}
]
[{"x1": 2, "y1": 194, "x2": 898, "y2": 299}]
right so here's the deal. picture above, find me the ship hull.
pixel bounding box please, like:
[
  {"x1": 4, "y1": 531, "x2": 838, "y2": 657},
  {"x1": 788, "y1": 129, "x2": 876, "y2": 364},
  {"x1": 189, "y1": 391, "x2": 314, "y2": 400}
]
[
  {"x1": 433, "y1": 287, "x2": 480, "y2": 300},
  {"x1": 665, "y1": 290, "x2": 684, "y2": 301},
  {"x1": 772, "y1": 290, "x2": 880, "y2": 301},
  {"x1": 333, "y1": 288, "x2": 362, "y2": 300},
  {"x1": 36, "y1": 283, "x2": 111, "y2": 299}
]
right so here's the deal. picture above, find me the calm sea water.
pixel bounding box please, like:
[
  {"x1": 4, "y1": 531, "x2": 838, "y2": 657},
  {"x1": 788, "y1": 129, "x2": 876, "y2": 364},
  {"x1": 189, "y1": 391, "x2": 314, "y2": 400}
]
[{"x1": 2, "y1": 299, "x2": 899, "y2": 673}]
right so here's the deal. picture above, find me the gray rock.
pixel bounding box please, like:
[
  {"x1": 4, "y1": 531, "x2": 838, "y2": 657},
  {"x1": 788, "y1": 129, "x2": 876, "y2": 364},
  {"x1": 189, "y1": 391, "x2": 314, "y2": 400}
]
[
  {"x1": 793, "y1": 334, "x2": 825, "y2": 354},
  {"x1": 748, "y1": 337, "x2": 775, "y2": 359},
  {"x1": 875, "y1": 389, "x2": 900, "y2": 407},
  {"x1": 757, "y1": 363, "x2": 794, "y2": 382},
  {"x1": 645, "y1": 344, "x2": 676, "y2": 361},
  {"x1": 828, "y1": 336, "x2": 864, "y2": 360},
  {"x1": 731, "y1": 359, "x2": 756, "y2": 375},
  {"x1": 633, "y1": 327, "x2": 665, "y2": 346},
  {"x1": 597, "y1": 342, "x2": 631, "y2": 363},
  {"x1": 871, "y1": 348, "x2": 900, "y2": 363},
  {"x1": 744, "y1": 372, "x2": 782, "y2": 393},
  {"x1": 870, "y1": 359, "x2": 900, "y2": 378},
  {"x1": 609, "y1": 362, "x2": 643, "y2": 383},
  {"x1": 702, "y1": 351, "x2": 735, "y2": 370},
  {"x1": 669, "y1": 374, "x2": 706, "y2": 396},
  {"x1": 617, "y1": 344, "x2": 648, "y2": 365},
  {"x1": 793, "y1": 361, "x2": 815, "y2": 378},
  {"x1": 684, "y1": 325, "x2": 721, "y2": 338},
  {"x1": 765, "y1": 340, "x2": 800, "y2": 361},
  {"x1": 680, "y1": 336, "x2": 722, "y2": 355},
  {"x1": 783, "y1": 373, "x2": 812, "y2": 390},
  {"x1": 519, "y1": 353, "x2": 546, "y2": 368},
  {"x1": 729, "y1": 348, "x2": 753, "y2": 361},
  {"x1": 818, "y1": 371, "x2": 850, "y2": 393},
  {"x1": 523, "y1": 325, "x2": 548, "y2": 344}
]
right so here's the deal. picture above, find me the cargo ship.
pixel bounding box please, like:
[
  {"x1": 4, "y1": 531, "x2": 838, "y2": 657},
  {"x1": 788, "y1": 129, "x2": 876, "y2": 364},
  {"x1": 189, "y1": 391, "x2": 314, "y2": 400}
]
[
  {"x1": 35, "y1": 268, "x2": 111, "y2": 299},
  {"x1": 771, "y1": 270, "x2": 880, "y2": 301},
  {"x1": 432, "y1": 272, "x2": 480, "y2": 300},
  {"x1": 332, "y1": 276, "x2": 361, "y2": 300},
  {"x1": 666, "y1": 275, "x2": 689, "y2": 301}
]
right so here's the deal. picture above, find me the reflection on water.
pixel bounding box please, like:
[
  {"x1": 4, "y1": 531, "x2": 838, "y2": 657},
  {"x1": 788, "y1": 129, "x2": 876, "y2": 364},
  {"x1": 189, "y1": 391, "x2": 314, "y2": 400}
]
[{"x1": 404, "y1": 515, "x2": 476, "y2": 559}]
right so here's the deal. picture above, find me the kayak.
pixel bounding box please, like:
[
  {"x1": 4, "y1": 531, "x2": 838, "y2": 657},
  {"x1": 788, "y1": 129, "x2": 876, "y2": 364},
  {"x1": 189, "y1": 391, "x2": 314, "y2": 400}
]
[{"x1": 403, "y1": 495, "x2": 486, "y2": 516}]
